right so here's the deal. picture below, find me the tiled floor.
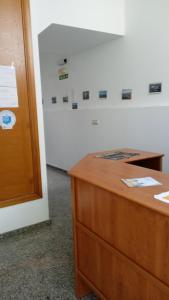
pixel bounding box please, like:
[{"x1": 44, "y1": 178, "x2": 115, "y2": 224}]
[{"x1": 0, "y1": 166, "x2": 98, "y2": 300}]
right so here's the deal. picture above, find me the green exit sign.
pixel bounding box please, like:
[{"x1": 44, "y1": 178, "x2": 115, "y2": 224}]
[{"x1": 59, "y1": 74, "x2": 68, "y2": 80}]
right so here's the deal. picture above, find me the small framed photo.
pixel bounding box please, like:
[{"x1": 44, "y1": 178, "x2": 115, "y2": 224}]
[
  {"x1": 51, "y1": 96, "x2": 57, "y2": 104},
  {"x1": 83, "y1": 91, "x2": 90, "y2": 100},
  {"x1": 63, "y1": 96, "x2": 68, "y2": 103},
  {"x1": 149, "y1": 83, "x2": 162, "y2": 94},
  {"x1": 99, "y1": 90, "x2": 107, "y2": 99},
  {"x1": 72, "y1": 103, "x2": 78, "y2": 110},
  {"x1": 122, "y1": 89, "x2": 132, "y2": 100}
]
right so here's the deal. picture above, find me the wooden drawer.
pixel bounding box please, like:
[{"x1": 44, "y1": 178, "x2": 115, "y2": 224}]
[
  {"x1": 77, "y1": 226, "x2": 169, "y2": 300},
  {"x1": 76, "y1": 179, "x2": 169, "y2": 286}
]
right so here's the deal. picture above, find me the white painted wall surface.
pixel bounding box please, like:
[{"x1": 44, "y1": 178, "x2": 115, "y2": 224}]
[
  {"x1": 30, "y1": 0, "x2": 124, "y2": 35},
  {"x1": 41, "y1": 0, "x2": 169, "y2": 172},
  {"x1": 44, "y1": 107, "x2": 169, "y2": 171}
]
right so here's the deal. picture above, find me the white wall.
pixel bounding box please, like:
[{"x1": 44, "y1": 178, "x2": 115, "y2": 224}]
[
  {"x1": 44, "y1": 107, "x2": 169, "y2": 171},
  {"x1": 41, "y1": 0, "x2": 169, "y2": 172},
  {"x1": 30, "y1": 0, "x2": 124, "y2": 35}
]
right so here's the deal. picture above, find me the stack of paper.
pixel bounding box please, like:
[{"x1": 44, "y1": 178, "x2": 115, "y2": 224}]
[{"x1": 96, "y1": 151, "x2": 139, "y2": 160}]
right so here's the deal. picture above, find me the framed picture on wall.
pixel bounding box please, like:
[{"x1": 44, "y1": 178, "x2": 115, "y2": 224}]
[
  {"x1": 72, "y1": 103, "x2": 78, "y2": 109},
  {"x1": 99, "y1": 90, "x2": 107, "y2": 99},
  {"x1": 63, "y1": 96, "x2": 69, "y2": 103},
  {"x1": 51, "y1": 96, "x2": 57, "y2": 104},
  {"x1": 83, "y1": 91, "x2": 90, "y2": 100},
  {"x1": 149, "y1": 83, "x2": 162, "y2": 94},
  {"x1": 122, "y1": 89, "x2": 132, "y2": 100}
]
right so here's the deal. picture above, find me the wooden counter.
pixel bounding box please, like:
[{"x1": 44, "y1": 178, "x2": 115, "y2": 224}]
[{"x1": 69, "y1": 148, "x2": 169, "y2": 300}]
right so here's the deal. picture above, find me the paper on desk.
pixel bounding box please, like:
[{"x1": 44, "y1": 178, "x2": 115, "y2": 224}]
[
  {"x1": 154, "y1": 191, "x2": 169, "y2": 204},
  {"x1": 121, "y1": 177, "x2": 161, "y2": 187}
]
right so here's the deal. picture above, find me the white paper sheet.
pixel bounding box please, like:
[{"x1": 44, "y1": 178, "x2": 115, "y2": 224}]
[
  {"x1": 154, "y1": 191, "x2": 169, "y2": 204},
  {"x1": 121, "y1": 177, "x2": 161, "y2": 187},
  {"x1": 0, "y1": 65, "x2": 18, "y2": 107}
]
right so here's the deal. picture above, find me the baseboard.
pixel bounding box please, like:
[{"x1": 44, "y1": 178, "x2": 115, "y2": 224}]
[
  {"x1": 0, "y1": 219, "x2": 52, "y2": 240},
  {"x1": 47, "y1": 163, "x2": 68, "y2": 174}
]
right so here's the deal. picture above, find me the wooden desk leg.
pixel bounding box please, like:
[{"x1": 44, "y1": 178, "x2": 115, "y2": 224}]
[{"x1": 75, "y1": 272, "x2": 91, "y2": 299}]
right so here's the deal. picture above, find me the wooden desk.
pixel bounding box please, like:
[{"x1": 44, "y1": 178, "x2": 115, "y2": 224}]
[{"x1": 69, "y1": 149, "x2": 169, "y2": 300}]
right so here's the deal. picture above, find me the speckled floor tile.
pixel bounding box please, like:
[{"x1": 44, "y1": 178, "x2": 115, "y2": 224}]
[{"x1": 0, "y1": 166, "x2": 99, "y2": 300}]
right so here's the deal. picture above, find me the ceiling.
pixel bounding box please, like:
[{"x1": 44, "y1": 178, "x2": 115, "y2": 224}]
[{"x1": 38, "y1": 23, "x2": 120, "y2": 59}]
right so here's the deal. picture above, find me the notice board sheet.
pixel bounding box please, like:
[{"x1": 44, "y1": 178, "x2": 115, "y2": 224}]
[{"x1": 0, "y1": 65, "x2": 18, "y2": 108}]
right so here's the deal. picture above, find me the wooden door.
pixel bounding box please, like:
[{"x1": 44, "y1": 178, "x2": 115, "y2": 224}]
[{"x1": 0, "y1": 0, "x2": 42, "y2": 207}]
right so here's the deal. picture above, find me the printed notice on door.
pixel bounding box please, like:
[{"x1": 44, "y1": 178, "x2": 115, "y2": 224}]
[{"x1": 0, "y1": 65, "x2": 18, "y2": 108}]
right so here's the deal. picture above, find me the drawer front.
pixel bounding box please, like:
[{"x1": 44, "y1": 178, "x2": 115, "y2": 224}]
[
  {"x1": 77, "y1": 227, "x2": 169, "y2": 300},
  {"x1": 76, "y1": 179, "x2": 169, "y2": 286}
]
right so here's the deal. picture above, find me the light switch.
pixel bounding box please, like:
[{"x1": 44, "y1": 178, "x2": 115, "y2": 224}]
[{"x1": 91, "y1": 120, "x2": 99, "y2": 125}]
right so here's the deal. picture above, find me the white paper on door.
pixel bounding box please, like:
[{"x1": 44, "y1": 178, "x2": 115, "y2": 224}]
[{"x1": 0, "y1": 65, "x2": 18, "y2": 107}]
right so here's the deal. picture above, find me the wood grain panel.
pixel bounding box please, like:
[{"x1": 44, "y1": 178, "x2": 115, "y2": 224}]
[
  {"x1": 76, "y1": 179, "x2": 169, "y2": 287},
  {"x1": 0, "y1": 0, "x2": 42, "y2": 206},
  {"x1": 77, "y1": 227, "x2": 169, "y2": 300}
]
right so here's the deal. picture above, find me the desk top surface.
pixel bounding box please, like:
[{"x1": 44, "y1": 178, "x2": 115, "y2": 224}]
[{"x1": 69, "y1": 148, "x2": 169, "y2": 217}]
